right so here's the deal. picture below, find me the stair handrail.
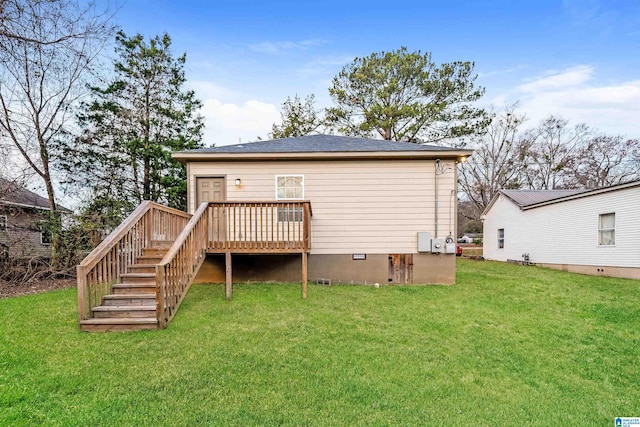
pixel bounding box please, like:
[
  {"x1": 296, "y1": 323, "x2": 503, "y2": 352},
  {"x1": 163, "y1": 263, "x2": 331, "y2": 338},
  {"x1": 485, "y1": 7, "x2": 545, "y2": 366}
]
[
  {"x1": 77, "y1": 201, "x2": 192, "y2": 322},
  {"x1": 156, "y1": 202, "x2": 210, "y2": 328}
]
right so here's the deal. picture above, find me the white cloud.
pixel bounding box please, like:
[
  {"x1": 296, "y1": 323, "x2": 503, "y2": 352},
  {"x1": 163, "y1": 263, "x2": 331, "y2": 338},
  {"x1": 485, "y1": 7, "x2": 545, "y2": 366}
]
[
  {"x1": 189, "y1": 80, "x2": 240, "y2": 100},
  {"x1": 249, "y1": 39, "x2": 324, "y2": 54},
  {"x1": 200, "y1": 98, "x2": 279, "y2": 146},
  {"x1": 295, "y1": 54, "x2": 354, "y2": 76},
  {"x1": 497, "y1": 66, "x2": 640, "y2": 137},
  {"x1": 517, "y1": 65, "x2": 593, "y2": 93},
  {"x1": 477, "y1": 64, "x2": 528, "y2": 79}
]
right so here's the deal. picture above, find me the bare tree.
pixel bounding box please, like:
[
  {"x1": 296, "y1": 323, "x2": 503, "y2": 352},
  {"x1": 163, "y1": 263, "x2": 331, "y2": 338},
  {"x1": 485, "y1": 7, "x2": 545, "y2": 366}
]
[
  {"x1": 459, "y1": 104, "x2": 527, "y2": 213},
  {"x1": 566, "y1": 135, "x2": 640, "y2": 188},
  {"x1": 519, "y1": 116, "x2": 590, "y2": 189},
  {"x1": 0, "y1": 0, "x2": 114, "y2": 264}
]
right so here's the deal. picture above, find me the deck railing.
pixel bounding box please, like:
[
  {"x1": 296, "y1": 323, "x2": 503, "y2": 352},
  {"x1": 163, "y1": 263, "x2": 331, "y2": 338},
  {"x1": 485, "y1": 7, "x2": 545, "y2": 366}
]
[
  {"x1": 156, "y1": 202, "x2": 209, "y2": 328},
  {"x1": 76, "y1": 201, "x2": 192, "y2": 321},
  {"x1": 206, "y1": 201, "x2": 312, "y2": 253},
  {"x1": 78, "y1": 200, "x2": 312, "y2": 328}
]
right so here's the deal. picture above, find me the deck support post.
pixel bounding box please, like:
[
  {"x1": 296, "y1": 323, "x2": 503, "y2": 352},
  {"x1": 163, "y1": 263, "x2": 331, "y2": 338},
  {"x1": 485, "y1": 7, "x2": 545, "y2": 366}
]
[
  {"x1": 225, "y1": 251, "x2": 232, "y2": 301},
  {"x1": 301, "y1": 251, "x2": 307, "y2": 299}
]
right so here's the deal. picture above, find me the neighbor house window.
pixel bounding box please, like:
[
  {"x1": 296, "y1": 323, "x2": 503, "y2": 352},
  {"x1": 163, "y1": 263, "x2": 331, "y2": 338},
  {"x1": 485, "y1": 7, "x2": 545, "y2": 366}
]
[
  {"x1": 39, "y1": 222, "x2": 52, "y2": 245},
  {"x1": 498, "y1": 228, "x2": 504, "y2": 249},
  {"x1": 0, "y1": 215, "x2": 6, "y2": 231},
  {"x1": 276, "y1": 175, "x2": 304, "y2": 200},
  {"x1": 598, "y1": 213, "x2": 615, "y2": 246}
]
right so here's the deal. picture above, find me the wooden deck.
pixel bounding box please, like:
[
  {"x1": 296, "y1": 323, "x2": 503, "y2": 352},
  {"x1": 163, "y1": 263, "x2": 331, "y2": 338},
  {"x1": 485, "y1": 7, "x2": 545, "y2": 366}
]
[
  {"x1": 77, "y1": 200, "x2": 312, "y2": 331},
  {"x1": 204, "y1": 201, "x2": 312, "y2": 254},
  {"x1": 203, "y1": 201, "x2": 312, "y2": 300}
]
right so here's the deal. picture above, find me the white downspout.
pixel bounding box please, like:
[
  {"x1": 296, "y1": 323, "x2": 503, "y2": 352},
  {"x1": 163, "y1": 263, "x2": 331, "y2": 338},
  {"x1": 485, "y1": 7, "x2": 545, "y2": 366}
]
[{"x1": 435, "y1": 159, "x2": 441, "y2": 238}]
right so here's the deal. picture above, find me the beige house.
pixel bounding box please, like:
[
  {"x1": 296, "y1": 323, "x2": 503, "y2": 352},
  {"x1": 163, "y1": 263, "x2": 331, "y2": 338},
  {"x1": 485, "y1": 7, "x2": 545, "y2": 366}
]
[
  {"x1": 174, "y1": 135, "x2": 471, "y2": 286},
  {"x1": 76, "y1": 135, "x2": 472, "y2": 331}
]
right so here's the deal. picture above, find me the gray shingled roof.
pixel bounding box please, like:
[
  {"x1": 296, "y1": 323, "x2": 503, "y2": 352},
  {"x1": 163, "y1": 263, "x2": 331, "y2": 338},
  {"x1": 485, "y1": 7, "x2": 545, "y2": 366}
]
[
  {"x1": 0, "y1": 178, "x2": 71, "y2": 212},
  {"x1": 500, "y1": 189, "x2": 588, "y2": 207},
  {"x1": 180, "y1": 134, "x2": 457, "y2": 154}
]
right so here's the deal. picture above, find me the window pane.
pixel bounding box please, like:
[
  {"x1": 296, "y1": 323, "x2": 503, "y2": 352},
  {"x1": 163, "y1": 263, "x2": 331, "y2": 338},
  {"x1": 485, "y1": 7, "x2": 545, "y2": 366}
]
[
  {"x1": 600, "y1": 213, "x2": 615, "y2": 229},
  {"x1": 285, "y1": 187, "x2": 296, "y2": 199},
  {"x1": 598, "y1": 213, "x2": 615, "y2": 246},
  {"x1": 276, "y1": 175, "x2": 303, "y2": 200},
  {"x1": 600, "y1": 230, "x2": 615, "y2": 246}
]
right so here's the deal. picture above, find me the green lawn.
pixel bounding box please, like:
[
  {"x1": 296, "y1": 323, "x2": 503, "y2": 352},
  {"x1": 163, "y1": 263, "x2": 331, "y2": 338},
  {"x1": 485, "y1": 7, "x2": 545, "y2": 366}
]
[{"x1": 1, "y1": 259, "x2": 639, "y2": 426}]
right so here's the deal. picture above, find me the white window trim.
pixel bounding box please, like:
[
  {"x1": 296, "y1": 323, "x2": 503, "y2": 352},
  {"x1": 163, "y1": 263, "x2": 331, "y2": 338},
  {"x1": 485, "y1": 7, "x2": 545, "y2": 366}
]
[
  {"x1": 275, "y1": 175, "x2": 304, "y2": 200},
  {"x1": 598, "y1": 212, "x2": 615, "y2": 247},
  {"x1": 497, "y1": 228, "x2": 505, "y2": 249},
  {"x1": 0, "y1": 215, "x2": 6, "y2": 231}
]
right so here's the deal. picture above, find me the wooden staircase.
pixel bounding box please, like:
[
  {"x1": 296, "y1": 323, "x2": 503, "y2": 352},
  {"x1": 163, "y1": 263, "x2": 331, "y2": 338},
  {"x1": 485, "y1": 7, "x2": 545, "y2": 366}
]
[{"x1": 79, "y1": 241, "x2": 171, "y2": 332}]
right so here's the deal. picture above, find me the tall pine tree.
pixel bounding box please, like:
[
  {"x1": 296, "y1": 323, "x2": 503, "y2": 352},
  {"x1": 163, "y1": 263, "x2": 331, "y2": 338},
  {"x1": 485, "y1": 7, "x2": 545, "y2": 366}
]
[{"x1": 64, "y1": 31, "x2": 203, "y2": 219}]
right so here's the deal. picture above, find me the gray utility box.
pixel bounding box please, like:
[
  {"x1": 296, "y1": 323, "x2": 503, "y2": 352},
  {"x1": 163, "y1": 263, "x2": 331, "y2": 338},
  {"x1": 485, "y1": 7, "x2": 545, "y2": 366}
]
[
  {"x1": 445, "y1": 242, "x2": 456, "y2": 254},
  {"x1": 431, "y1": 238, "x2": 445, "y2": 253},
  {"x1": 417, "y1": 232, "x2": 431, "y2": 253}
]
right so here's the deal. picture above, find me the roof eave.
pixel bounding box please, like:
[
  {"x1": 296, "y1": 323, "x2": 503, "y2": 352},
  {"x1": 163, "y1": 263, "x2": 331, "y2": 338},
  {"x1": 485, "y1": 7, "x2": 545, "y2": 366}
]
[
  {"x1": 172, "y1": 149, "x2": 474, "y2": 163},
  {"x1": 521, "y1": 180, "x2": 640, "y2": 211},
  {"x1": 0, "y1": 200, "x2": 72, "y2": 213}
]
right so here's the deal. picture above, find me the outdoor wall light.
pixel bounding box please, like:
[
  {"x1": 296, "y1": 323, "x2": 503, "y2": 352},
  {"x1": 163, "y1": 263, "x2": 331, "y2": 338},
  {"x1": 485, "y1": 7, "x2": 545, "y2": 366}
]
[{"x1": 235, "y1": 178, "x2": 242, "y2": 187}]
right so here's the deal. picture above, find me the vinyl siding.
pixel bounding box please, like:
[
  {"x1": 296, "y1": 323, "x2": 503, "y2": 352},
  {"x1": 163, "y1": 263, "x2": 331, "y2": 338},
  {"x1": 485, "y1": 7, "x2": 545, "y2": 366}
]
[
  {"x1": 0, "y1": 207, "x2": 51, "y2": 259},
  {"x1": 188, "y1": 159, "x2": 457, "y2": 255},
  {"x1": 483, "y1": 186, "x2": 640, "y2": 268}
]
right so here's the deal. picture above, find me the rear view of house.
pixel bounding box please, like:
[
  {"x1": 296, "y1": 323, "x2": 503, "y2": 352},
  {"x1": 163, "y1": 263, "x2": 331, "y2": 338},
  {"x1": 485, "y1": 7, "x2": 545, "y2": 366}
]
[
  {"x1": 482, "y1": 180, "x2": 640, "y2": 280},
  {"x1": 175, "y1": 135, "x2": 470, "y2": 286},
  {"x1": 77, "y1": 135, "x2": 471, "y2": 331}
]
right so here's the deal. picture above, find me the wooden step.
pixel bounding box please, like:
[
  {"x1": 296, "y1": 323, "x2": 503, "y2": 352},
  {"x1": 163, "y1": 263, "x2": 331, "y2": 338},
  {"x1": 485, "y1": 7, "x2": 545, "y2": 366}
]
[
  {"x1": 143, "y1": 247, "x2": 168, "y2": 257},
  {"x1": 92, "y1": 305, "x2": 156, "y2": 318},
  {"x1": 120, "y1": 272, "x2": 155, "y2": 284},
  {"x1": 129, "y1": 264, "x2": 155, "y2": 274},
  {"x1": 136, "y1": 255, "x2": 163, "y2": 265},
  {"x1": 103, "y1": 294, "x2": 156, "y2": 306},
  {"x1": 80, "y1": 317, "x2": 158, "y2": 332},
  {"x1": 112, "y1": 283, "x2": 155, "y2": 295},
  {"x1": 150, "y1": 240, "x2": 173, "y2": 249}
]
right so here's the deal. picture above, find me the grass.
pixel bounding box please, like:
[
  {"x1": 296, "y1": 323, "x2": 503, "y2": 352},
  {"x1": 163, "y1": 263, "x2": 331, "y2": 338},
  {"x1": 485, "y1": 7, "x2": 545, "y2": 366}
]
[{"x1": 1, "y1": 259, "x2": 639, "y2": 426}]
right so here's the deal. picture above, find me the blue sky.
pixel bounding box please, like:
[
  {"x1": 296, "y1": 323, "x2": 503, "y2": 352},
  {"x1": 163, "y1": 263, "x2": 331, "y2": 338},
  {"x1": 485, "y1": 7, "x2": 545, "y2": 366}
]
[{"x1": 111, "y1": 0, "x2": 640, "y2": 145}]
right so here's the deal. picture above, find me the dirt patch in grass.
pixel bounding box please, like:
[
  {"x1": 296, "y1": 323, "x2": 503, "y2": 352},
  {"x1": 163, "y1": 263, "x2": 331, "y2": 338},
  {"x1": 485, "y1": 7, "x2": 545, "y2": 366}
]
[{"x1": 0, "y1": 278, "x2": 75, "y2": 299}]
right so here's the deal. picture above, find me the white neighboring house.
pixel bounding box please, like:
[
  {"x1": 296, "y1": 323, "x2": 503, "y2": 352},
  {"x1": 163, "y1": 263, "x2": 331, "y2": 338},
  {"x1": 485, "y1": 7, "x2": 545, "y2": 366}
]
[{"x1": 482, "y1": 180, "x2": 640, "y2": 280}]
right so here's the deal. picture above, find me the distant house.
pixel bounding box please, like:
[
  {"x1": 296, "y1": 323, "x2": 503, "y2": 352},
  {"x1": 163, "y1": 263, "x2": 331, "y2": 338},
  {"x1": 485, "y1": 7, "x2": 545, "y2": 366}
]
[
  {"x1": 459, "y1": 234, "x2": 477, "y2": 243},
  {"x1": 482, "y1": 181, "x2": 640, "y2": 280},
  {"x1": 0, "y1": 178, "x2": 71, "y2": 260}
]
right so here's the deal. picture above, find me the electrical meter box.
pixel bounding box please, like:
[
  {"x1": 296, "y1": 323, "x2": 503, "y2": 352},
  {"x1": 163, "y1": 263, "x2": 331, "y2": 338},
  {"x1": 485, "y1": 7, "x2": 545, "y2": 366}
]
[
  {"x1": 445, "y1": 243, "x2": 456, "y2": 254},
  {"x1": 431, "y1": 238, "x2": 445, "y2": 253}
]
